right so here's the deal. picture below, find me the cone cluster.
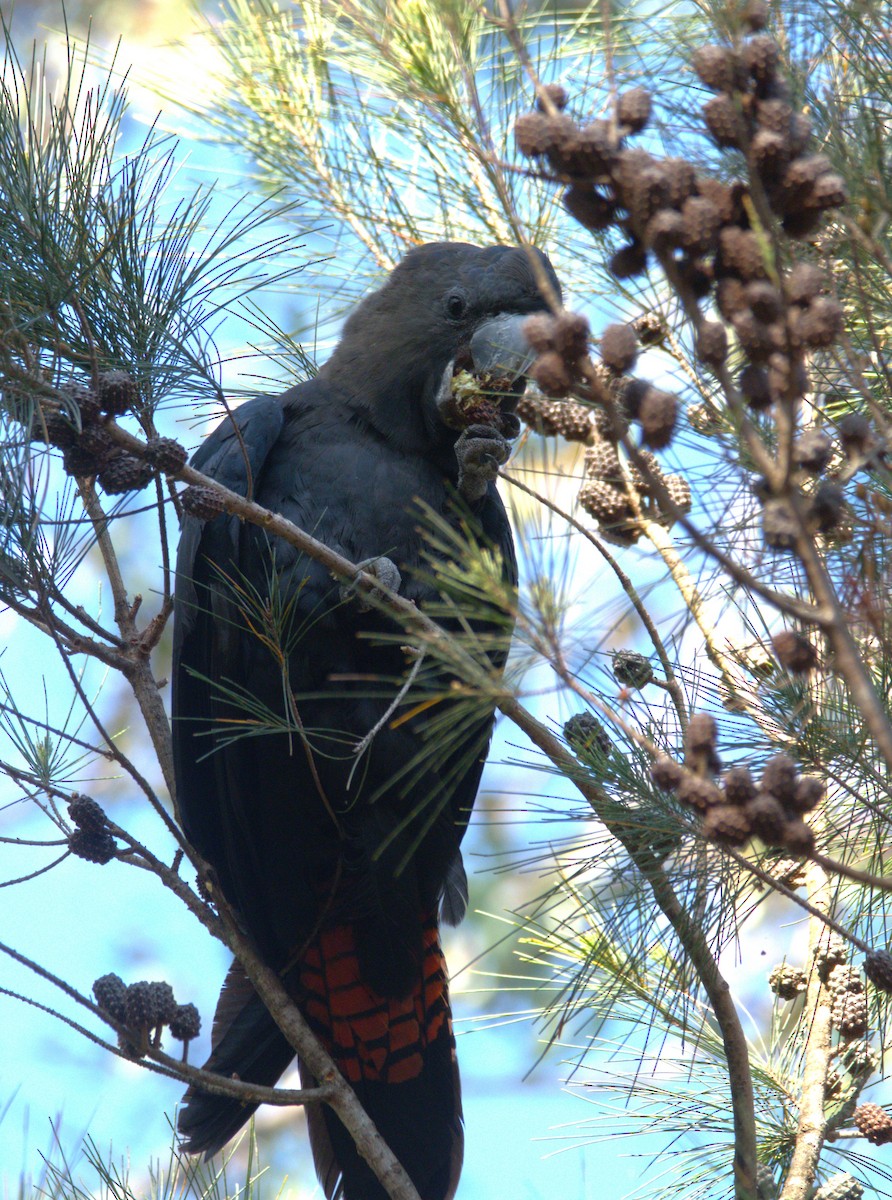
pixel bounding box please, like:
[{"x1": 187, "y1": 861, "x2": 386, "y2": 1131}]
[
  {"x1": 514, "y1": 22, "x2": 870, "y2": 566},
  {"x1": 577, "y1": 425, "x2": 691, "y2": 546},
  {"x1": 29, "y1": 373, "x2": 186, "y2": 497},
  {"x1": 517, "y1": 280, "x2": 683, "y2": 457},
  {"x1": 756, "y1": 406, "x2": 875, "y2": 548},
  {"x1": 515, "y1": 29, "x2": 846, "y2": 349},
  {"x1": 521, "y1": 310, "x2": 591, "y2": 400},
  {"x1": 650, "y1": 721, "x2": 822, "y2": 853},
  {"x1": 67, "y1": 793, "x2": 117, "y2": 865},
  {"x1": 513, "y1": 310, "x2": 694, "y2": 548},
  {"x1": 691, "y1": 26, "x2": 847, "y2": 237},
  {"x1": 93, "y1": 971, "x2": 201, "y2": 1057}
]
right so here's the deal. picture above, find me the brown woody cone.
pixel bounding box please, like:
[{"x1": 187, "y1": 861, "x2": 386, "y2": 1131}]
[
  {"x1": 544, "y1": 400, "x2": 595, "y2": 442},
  {"x1": 181, "y1": 485, "x2": 227, "y2": 521},
  {"x1": 531, "y1": 352, "x2": 573, "y2": 397},
  {"x1": 170, "y1": 1002, "x2": 202, "y2": 1041},
  {"x1": 702, "y1": 803, "x2": 752, "y2": 846},
  {"x1": 853, "y1": 1103, "x2": 892, "y2": 1145},
  {"x1": 145, "y1": 437, "x2": 188, "y2": 474},
  {"x1": 772, "y1": 630, "x2": 818, "y2": 673},
  {"x1": 617, "y1": 87, "x2": 652, "y2": 132},
  {"x1": 696, "y1": 322, "x2": 729, "y2": 368},
  {"x1": 828, "y1": 964, "x2": 864, "y2": 995},
  {"x1": 609, "y1": 241, "x2": 648, "y2": 279},
  {"x1": 98, "y1": 452, "x2": 155, "y2": 495},
  {"x1": 703, "y1": 95, "x2": 746, "y2": 149},
  {"x1": 651, "y1": 755, "x2": 684, "y2": 791},
  {"x1": 747, "y1": 792, "x2": 787, "y2": 845},
  {"x1": 599, "y1": 324, "x2": 638, "y2": 373},
  {"x1": 743, "y1": 35, "x2": 781, "y2": 85},
  {"x1": 864, "y1": 949, "x2": 892, "y2": 994},
  {"x1": 790, "y1": 775, "x2": 824, "y2": 815},
  {"x1": 832, "y1": 986, "x2": 869, "y2": 1036},
  {"x1": 676, "y1": 774, "x2": 723, "y2": 811},
  {"x1": 768, "y1": 963, "x2": 807, "y2": 1000},
  {"x1": 69, "y1": 826, "x2": 117, "y2": 864},
  {"x1": 638, "y1": 389, "x2": 677, "y2": 449},
  {"x1": 692, "y1": 45, "x2": 740, "y2": 92},
  {"x1": 536, "y1": 83, "x2": 569, "y2": 112},
  {"x1": 663, "y1": 473, "x2": 692, "y2": 514},
  {"x1": 760, "y1": 752, "x2": 797, "y2": 803},
  {"x1": 584, "y1": 441, "x2": 623, "y2": 483},
  {"x1": 685, "y1": 712, "x2": 718, "y2": 753},
  {"x1": 723, "y1": 766, "x2": 757, "y2": 806},
  {"x1": 781, "y1": 818, "x2": 814, "y2": 856},
  {"x1": 578, "y1": 479, "x2": 629, "y2": 524},
  {"x1": 793, "y1": 429, "x2": 833, "y2": 474}
]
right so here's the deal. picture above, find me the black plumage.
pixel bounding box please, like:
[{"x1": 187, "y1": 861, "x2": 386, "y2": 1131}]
[{"x1": 172, "y1": 242, "x2": 561, "y2": 1199}]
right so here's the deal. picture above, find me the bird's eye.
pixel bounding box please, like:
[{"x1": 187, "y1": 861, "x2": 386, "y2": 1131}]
[{"x1": 445, "y1": 291, "x2": 467, "y2": 321}]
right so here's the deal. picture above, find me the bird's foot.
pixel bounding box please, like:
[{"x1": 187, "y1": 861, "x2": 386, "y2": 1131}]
[
  {"x1": 339, "y1": 555, "x2": 402, "y2": 612},
  {"x1": 455, "y1": 423, "x2": 511, "y2": 503}
]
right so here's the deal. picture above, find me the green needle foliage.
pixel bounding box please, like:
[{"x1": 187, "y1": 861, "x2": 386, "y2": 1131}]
[{"x1": 0, "y1": 24, "x2": 312, "y2": 420}]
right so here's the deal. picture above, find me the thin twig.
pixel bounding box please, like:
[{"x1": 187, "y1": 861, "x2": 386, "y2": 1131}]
[
  {"x1": 726, "y1": 848, "x2": 870, "y2": 957},
  {"x1": 0, "y1": 978, "x2": 333, "y2": 1108},
  {"x1": 77, "y1": 480, "x2": 178, "y2": 806},
  {"x1": 640, "y1": 516, "x2": 760, "y2": 712},
  {"x1": 810, "y1": 851, "x2": 892, "y2": 895},
  {"x1": 347, "y1": 651, "x2": 426, "y2": 787},
  {"x1": 0, "y1": 850, "x2": 70, "y2": 887},
  {"x1": 501, "y1": 468, "x2": 688, "y2": 731},
  {"x1": 780, "y1": 852, "x2": 834, "y2": 1200},
  {"x1": 792, "y1": 511, "x2": 892, "y2": 773}
]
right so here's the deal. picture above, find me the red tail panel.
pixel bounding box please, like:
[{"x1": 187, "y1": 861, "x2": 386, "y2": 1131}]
[{"x1": 299, "y1": 913, "x2": 454, "y2": 1086}]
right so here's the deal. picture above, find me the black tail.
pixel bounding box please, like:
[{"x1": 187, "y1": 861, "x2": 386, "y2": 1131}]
[{"x1": 177, "y1": 960, "x2": 294, "y2": 1156}]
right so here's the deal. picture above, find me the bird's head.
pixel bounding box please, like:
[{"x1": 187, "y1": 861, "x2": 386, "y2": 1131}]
[{"x1": 321, "y1": 242, "x2": 562, "y2": 458}]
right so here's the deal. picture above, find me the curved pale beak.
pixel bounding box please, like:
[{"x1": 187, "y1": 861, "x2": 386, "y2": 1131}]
[{"x1": 469, "y1": 313, "x2": 536, "y2": 381}]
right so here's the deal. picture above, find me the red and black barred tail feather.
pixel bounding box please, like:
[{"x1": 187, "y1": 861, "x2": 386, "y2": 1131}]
[
  {"x1": 177, "y1": 960, "x2": 295, "y2": 1157},
  {"x1": 299, "y1": 914, "x2": 463, "y2": 1200}
]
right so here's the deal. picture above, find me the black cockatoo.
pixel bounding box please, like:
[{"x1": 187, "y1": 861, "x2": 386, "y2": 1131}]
[{"x1": 172, "y1": 242, "x2": 561, "y2": 1200}]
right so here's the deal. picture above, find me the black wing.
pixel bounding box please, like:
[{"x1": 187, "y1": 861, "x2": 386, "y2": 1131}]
[{"x1": 172, "y1": 394, "x2": 286, "y2": 900}]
